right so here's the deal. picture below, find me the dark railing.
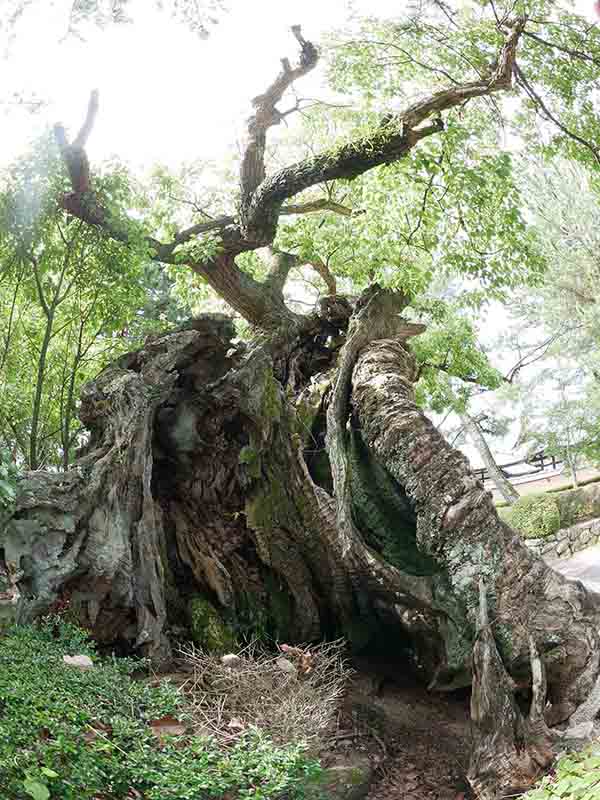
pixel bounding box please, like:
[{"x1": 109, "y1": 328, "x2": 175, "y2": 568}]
[{"x1": 473, "y1": 451, "x2": 563, "y2": 486}]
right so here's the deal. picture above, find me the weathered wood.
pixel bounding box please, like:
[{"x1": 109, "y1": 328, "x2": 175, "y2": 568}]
[
  {"x1": 4, "y1": 290, "x2": 600, "y2": 796},
  {"x1": 467, "y1": 582, "x2": 555, "y2": 799}
]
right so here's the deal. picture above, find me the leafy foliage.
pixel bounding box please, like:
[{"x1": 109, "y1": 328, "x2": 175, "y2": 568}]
[
  {"x1": 0, "y1": 621, "x2": 323, "y2": 800},
  {"x1": 500, "y1": 493, "x2": 561, "y2": 539},
  {"x1": 412, "y1": 308, "x2": 503, "y2": 413},
  {"x1": 0, "y1": 137, "x2": 181, "y2": 469},
  {"x1": 524, "y1": 744, "x2": 600, "y2": 800}
]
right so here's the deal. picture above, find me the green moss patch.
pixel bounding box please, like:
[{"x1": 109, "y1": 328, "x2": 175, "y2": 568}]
[
  {"x1": 189, "y1": 596, "x2": 237, "y2": 653},
  {"x1": 349, "y1": 429, "x2": 437, "y2": 576}
]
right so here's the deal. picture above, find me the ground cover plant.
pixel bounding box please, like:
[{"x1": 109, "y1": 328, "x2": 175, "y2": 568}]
[
  {"x1": 0, "y1": 620, "x2": 323, "y2": 800},
  {"x1": 523, "y1": 745, "x2": 600, "y2": 800}
]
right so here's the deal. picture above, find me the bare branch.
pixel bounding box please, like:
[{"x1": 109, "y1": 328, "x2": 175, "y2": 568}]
[
  {"x1": 73, "y1": 89, "x2": 99, "y2": 149},
  {"x1": 239, "y1": 25, "x2": 319, "y2": 229},
  {"x1": 281, "y1": 199, "x2": 357, "y2": 217},
  {"x1": 264, "y1": 248, "x2": 299, "y2": 295},
  {"x1": 504, "y1": 325, "x2": 584, "y2": 382},
  {"x1": 309, "y1": 257, "x2": 337, "y2": 295},
  {"x1": 50, "y1": 21, "x2": 526, "y2": 331},
  {"x1": 522, "y1": 29, "x2": 600, "y2": 68},
  {"x1": 264, "y1": 248, "x2": 338, "y2": 297},
  {"x1": 242, "y1": 19, "x2": 526, "y2": 244},
  {"x1": 54, "y1": 89, "x2": 99, "y2": 196}
]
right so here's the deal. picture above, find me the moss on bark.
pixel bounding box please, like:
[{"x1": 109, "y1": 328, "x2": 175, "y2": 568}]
[{"x1": 188, "y1": 596, "x2": 237, "y2": 652}]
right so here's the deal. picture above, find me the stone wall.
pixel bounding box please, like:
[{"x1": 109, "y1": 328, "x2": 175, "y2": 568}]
[{"x1": 525, "y1": 517, "x2": 600, "y2": 561}]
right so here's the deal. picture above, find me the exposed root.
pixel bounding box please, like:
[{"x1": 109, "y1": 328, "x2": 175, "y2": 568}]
[{"x1": 468, "y1": 581, "x2": 555, "y2": 799}]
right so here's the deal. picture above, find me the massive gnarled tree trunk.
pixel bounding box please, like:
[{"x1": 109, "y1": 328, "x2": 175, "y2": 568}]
[{"x1": 3, "y1": 290, "x2": 600, "y2": 799}]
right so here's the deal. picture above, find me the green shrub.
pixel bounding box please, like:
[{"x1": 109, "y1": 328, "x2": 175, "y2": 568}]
[
  {"x1": 524, "y1": 743, "x2": 600, "y2": 800},
  {"x1": 0, "y1": 620, "x2": 322, "y2": 799},
  {"x1": 500, "y1": 493, "x2": 561, "y2": 539},
  {"x1": 0, "y1": 448, "x2": 18, "y2": 510}
]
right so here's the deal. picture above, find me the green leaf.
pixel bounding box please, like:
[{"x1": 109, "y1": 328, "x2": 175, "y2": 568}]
[
  {"x1": 23, "y1": 779, "x2": 50, "y2": 800},
  {"x1": 40, "y1": 767, "x2": 58, "y2": 779}
]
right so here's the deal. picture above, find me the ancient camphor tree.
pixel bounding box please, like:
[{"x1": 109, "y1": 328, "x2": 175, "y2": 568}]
[{"x1": 4, "y1": 4, "x2": 600, "y2": 797}]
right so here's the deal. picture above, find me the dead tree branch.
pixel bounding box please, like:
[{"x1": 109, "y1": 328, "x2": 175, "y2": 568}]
[{"x1": 239, "y1": 25, "x2": 319, "y2": 234}]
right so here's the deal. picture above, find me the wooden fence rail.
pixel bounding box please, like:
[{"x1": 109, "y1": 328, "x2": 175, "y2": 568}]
[{"x1": 473, "y1": 450, "x2": 563, "y2": 486}]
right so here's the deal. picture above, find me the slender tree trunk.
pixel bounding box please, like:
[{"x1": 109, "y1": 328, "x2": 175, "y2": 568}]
[
  {"x1": 569, "y1": 456, "x2": 579, "y2": 488},
  {"x1": 459, "y1": 411, "x2": 520, "y2": 505},
  {"x1": 61, "y1": 324, "x2": 85, "y2": 471},
  {"x1": 29, "y1": 310, "x2": 54, "y2": 470}
]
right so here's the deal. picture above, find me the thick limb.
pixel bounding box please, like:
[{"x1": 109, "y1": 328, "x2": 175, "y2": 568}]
[{"x1": 348, "y1": 320, "x2": 600, "y2": 714}]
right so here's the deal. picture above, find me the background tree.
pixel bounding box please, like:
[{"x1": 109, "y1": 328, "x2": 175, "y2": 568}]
[
  {"x1": 0, "y1": 139, "x2": 153, "y2": 469},
  {"x1": 412, "y1": 306, "x2": 521, "y2": 503},
  {"x1": 517, "y1": 366, "x2": 596, "y2": 488}
]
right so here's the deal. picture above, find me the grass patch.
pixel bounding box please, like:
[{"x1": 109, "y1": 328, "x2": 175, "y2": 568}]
[{"x1": 0, "y1": 620, "x2": 323, "y2": 799}]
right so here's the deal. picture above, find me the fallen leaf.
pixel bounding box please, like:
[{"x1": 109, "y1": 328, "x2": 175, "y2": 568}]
[{"x1": 148, "y1": 715, "x2": 186, "y2": 741}]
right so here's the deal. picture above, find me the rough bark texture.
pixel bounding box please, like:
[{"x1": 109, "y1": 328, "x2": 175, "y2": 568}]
[
  {"x1": 3, "y1": 291, "x2": 600, "y2": 798},
  {"x1": 12, "y1": 16, "x2": 599, "y2": 797},
  {"x1": 351, "y1": 329, "x2": 600, "y2": 711}
]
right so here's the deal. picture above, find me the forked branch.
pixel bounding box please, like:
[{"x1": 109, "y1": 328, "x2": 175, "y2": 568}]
[
  {"x1": 239, "y1": 25, "x2": 319, "y2": 233},
  {"x1": 54, "y1": 89, "x2": 99, "y2": 195},
  {"x1": 241, "y1": 18, "x2": 526, "y2": 243},
  {"x1": 52, "y1": 20, "x2": 526, "y2": 330}
]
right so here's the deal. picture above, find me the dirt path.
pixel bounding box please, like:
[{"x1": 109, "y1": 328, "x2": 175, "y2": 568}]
[
  {"x1": 156, "y1": 655, "x2": 472, "y2": 799},
  {"x1": 353, "y1": 542, "x2": 600, "y2": 800},
  {"x1": 338, "y1": 661, "x2": 471, "y2": 800}
]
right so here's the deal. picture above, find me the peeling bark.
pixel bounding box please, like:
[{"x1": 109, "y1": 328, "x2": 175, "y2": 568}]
[
  {"x1": 351, "y1": 327, "x2": 600, "y2": 712},
  {"x1": 467, "y1": 581, "x2": 555, "y2": 800}
]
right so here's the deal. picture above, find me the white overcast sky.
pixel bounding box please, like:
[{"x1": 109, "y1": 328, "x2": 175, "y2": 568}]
[
  {"x1": 2, "y1": 0, "x2": 594, "y2": 169},
  {"x1": 2, "y1": 0, "x2": 394, "y2": 170}
]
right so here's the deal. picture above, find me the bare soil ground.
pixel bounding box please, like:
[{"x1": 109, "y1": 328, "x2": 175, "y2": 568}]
[
  {"x1": 328, "y1": 658, "x2": 472, "y2": 800},
  {"x1": 153, "y1": 655, "x2": 472, "y2": 800}
]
